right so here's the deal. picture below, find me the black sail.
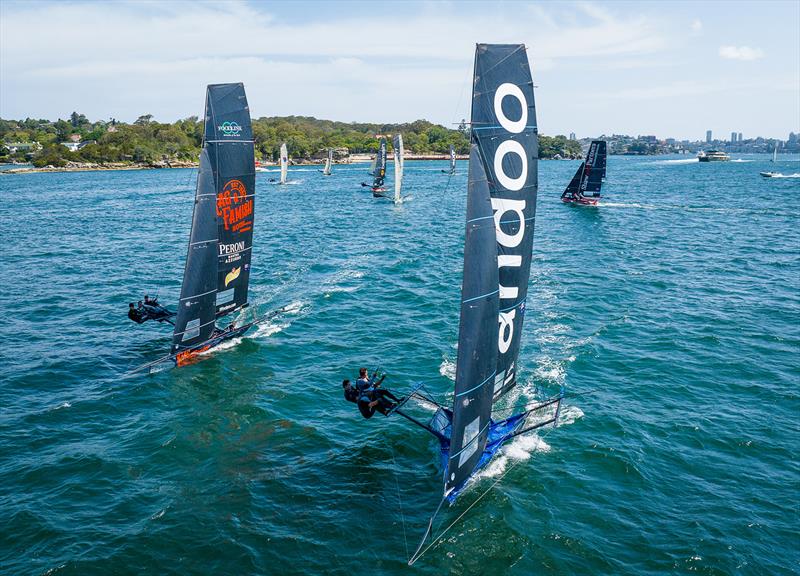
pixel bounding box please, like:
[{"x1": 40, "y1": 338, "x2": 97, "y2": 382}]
[
  {"x1": 171, "y1": 83, "x2": 254, "y2": 354},
  {"x1": 470, "y1": 43, "x2": 538, "y2": 402},
  {"x1": 204, "y1": 83, "x2": 255, "y2": 318},
  {"x1": 373, "y1": 138, "x2": 387, "y2": 188},
  {"x1": 595, "y1": 140, "x2": 607, "y2": 180},
  {"x1": 172, "y1": 149, "x2": 219, "y2": 353},
  {"x1": 561, "y1": 162, "x2": 584, "y2": 198},
  {"x1": 579, "y1": 140, "x2": 604, "y2": 197},
  {"x1": 444, "y1": 44, "x2": 538, "y2": 496},
  {"x1": 445, "y1": 145, "x2": 500, "y2": 495}
]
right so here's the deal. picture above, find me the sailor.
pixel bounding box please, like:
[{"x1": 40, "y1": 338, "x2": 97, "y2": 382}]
[
  {"x1": 128, "y1": 302, "x2": 145, "y2": 324},
  {"x1": 144, "y1": 294, "x2": 158, "y2": 306},
  {"x1": 342, "y1": 379, "x2": 359, "y2": 404},
  {"x1": 353, "y1": 368, "x2": 402, "y2": 417},
  {"x1": 355, "y1": 367, "x2": 383, "y2": 394}
]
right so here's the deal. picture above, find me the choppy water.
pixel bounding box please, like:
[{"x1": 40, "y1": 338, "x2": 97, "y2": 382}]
[{"x1": 1, "y1": 154, "x2": 798, "y2": 575}]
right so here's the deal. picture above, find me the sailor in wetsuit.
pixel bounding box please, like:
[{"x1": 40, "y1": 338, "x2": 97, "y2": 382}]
[
  {"x1": 342, "y1": 380, "x2": 359, "y2": 404},
  {"x1": 353, "y1": 368, "x2": 402, "y2": 418},
  {"x1": 128, "y1": 302, "x2": 145, "y2": 324}
]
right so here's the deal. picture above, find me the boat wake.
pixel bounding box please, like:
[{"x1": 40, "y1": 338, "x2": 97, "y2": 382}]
[
  {"x1": 322, "y1": 269, "x2": 365, "y2": 298},
  {"x1": 473, "y1": 403, "x2": 583, "y2": 483},
  {"x1": 251, "y1": 300, "x2": 307, "y2": 338},
  {"x1": 649, "y1": 158, "x2": 699, "y2": 165},
  {"x1": 439, "y1": 356, "x2": 456, "y2": 381}
]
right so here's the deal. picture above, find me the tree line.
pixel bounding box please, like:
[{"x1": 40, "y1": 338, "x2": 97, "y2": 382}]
[{"x1": 0, "y1": 113, "x2": 582, "y2": 167}]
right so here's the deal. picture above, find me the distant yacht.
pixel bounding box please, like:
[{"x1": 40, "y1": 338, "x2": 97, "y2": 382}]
[{"x1": 698, "y1": 150, "x2": 730, "y2": 162}]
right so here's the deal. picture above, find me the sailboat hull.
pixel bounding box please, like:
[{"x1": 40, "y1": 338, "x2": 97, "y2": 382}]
[
  {"x1": 562, "y1": 195, "x2": 600, "y2": 206},
  {"x1": 174, "y1": 322, "x2": 254, "y2": 367}
]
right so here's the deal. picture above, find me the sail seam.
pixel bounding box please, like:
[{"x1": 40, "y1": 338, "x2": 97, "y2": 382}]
[{"x1": 190, "y1": 239, "x2": 217, "y2": 246}]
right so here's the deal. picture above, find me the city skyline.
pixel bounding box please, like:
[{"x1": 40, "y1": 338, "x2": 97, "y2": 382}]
[{"x1": 1, "y1": 1, "x2": 798, "y2": 140}]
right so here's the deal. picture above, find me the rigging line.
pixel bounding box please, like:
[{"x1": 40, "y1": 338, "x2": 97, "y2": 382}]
[
  {"x1": 388, "y1": 442, "x2": 410, "y2": 560},
  {"x1": 408, "y1": 422, "x2": 560, "y2": 566}
]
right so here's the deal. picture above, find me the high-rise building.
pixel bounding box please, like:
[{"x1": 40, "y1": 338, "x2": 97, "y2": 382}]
[
  {"x1": 731, "y1": 131, "x2": 737, "y2": 143},
  {"x1": 706, "y1": 130, "x2": 712, "y2": 143},
  {"x1": 738, "y1": 132, "x2": 743, "y2": 142},
  {"x1": 569, "y1": 132, "x2": 576, "y2": 141}
]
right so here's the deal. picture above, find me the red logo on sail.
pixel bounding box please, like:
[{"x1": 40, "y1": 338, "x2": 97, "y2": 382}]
[{"x1": 217, "y1": 179, "x2": 253, "y2": 233}]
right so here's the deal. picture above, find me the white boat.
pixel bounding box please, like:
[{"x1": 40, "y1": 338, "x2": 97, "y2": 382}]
[{"x1": 698, "y1": 150, "x2": 730, "y2": 162}]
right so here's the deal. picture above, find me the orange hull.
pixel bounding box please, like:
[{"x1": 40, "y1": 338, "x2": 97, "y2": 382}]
[{"x1": 175, "y1": 344, "x2": 212, "y2": 367}]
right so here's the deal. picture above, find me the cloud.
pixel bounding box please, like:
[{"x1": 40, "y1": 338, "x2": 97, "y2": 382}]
[
  {"x1": 719, "y1": 45, "x2": 764, "y2": 61},
  {"x1": 0, "y1": 0, "x2": 664, "y2": 123},
  {"x1": 690, "y1": 19, "x2": 702, "y2": 34}
]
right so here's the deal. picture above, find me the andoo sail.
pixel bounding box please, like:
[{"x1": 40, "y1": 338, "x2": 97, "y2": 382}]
[
  {"x1": 170, "y1": 83, "x2": 257, "y2": 366},
  {"x1": 279, "y1": 143, "x2": 288, "y2": 184},
  {"x1": 393, "y1": 133, "x2": 404, "y2": 203},
  {"x1": 442, "y1": 144, "x2": 456, "y2": 175},
  {"x1": 561, "y1": 139, "x2": 606, "y2": 206},
  {"x1": 374, "y1": 44, "x2": 564, "y2": 565},
  {"x1": 321, "y1": 148, "x2": 333, "y2": 176}
]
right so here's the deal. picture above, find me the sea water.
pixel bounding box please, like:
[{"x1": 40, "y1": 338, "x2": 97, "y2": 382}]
[{"x1": 0, "y1": 155, "x2": 798, "y2": 575}]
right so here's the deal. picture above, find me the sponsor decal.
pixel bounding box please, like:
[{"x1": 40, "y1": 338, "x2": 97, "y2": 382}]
[
  {"x1": 490, "y1": 80, "x2": 531, "y2": 355},
  {"x1": 218, "y1": 121, "x2": 242, "y2": 137},
  {"x1": 216, "y1": 179, "x2": 253, "y2": 233},
  {"x1": 225, "y1": 266, "x2": 241, "y2": 287},
  {"x1": 219, "y1": 241, "x2": 246, "y2": 263}
]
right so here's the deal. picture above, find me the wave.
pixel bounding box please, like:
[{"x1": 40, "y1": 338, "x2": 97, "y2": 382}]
[
  {"x1": 474, "y1": 402, "x2": 583, "y2": 485},
  {"x1": 439, "y1": 356, "x2": 456, "y2": 381}
]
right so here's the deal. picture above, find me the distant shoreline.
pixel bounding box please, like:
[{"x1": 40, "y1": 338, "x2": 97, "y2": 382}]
[{"x1": 1, "y1": 155, "x2": 470, "y2": 174}]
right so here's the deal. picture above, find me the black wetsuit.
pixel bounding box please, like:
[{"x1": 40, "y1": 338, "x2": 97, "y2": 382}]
[
  {"x1": 128, "y1": 308, "x2": 145, "y2": 324},
  {"x1": 344, "y1": 386, "x2": 359, "y2": 404}
]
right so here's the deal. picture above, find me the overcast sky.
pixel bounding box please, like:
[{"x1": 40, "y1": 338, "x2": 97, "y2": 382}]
[{"x1": 1, "y1": 0, "x2": 798, "y2": 140}]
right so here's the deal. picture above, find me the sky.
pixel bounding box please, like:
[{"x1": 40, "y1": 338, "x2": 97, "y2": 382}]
[{"x1": 1, "y1": 0, "x2": 798, "y2": 140}]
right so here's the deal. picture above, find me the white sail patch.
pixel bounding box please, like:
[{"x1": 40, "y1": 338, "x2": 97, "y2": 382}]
[
  {"x1": 182, "y1": 318, "x2": 200, "y2": 341},
  {"x1": 458, "y1": 416, "x2": 482, "y2": 468}
]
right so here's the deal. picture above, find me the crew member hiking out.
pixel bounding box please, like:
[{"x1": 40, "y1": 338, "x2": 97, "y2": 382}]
[
  {"x1": 350, "y1": 368, "x2": 402, "y2": 419},
  {"x1": 128, "y1": 302, "x2": 145, "y2": 324}
]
